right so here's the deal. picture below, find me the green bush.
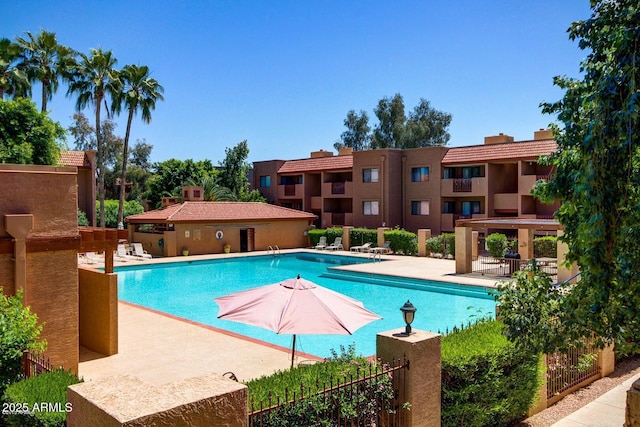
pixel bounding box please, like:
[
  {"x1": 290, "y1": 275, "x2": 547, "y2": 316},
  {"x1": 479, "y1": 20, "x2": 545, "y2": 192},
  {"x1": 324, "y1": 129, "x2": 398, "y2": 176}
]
[
  {"x1": 246, "y1": 345, "x2": 401, "y2": 425},
  {"x1": 308, "y1": 227, "x2": 343, "y2": 247},
  {"x1": 534, "y1": 236, "x2": 557, "y2": 258},
  {"x1": 2, "y1": 369, "x2": 80, "y2": 427},
  {"x1": 443, "y1": 233, "x2": 456, "y2": 257},
  {"x1": 0, "y1": 290, "x2": 46, "y2": 397},
  {"x1": 426, "y1": 236, "x2": 444, "y2": 254},
  {"x1": 441, "y1": 320, "x2": 542, "y2": 426},
  {"x1": 97, "y1": 200, "x2": 144, "y2": 228},
  {"x1": 77, "y1": 209, "x2": 89, "y2": 226},
  {"x1": 383, "y1": 228, "x2": 417, "y2": 255},
  {"x1": 486, "y1": 233, "x2": 509, "y2": 258},
  {"x1": 349, "y1": 228, "x2": 377, "y2": 247},
  {"x1": 307, "y1": 228, "x2": 325, "y2": 247},
  {"x1": 425, "y1": 233, "x2": 455, "y2": 258}
]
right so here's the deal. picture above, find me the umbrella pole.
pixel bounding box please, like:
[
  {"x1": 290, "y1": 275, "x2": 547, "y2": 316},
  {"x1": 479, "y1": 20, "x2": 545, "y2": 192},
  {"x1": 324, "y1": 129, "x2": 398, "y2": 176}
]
[{"x1": 291, "y1": 334, "x2": 296, "y2": 369}]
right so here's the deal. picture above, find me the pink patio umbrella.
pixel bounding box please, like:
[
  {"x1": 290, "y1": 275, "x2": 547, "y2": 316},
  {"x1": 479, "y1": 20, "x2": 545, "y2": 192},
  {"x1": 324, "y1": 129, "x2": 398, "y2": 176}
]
[{"x1": 214, "y1": 275, "x2": 382, "y2": 368}]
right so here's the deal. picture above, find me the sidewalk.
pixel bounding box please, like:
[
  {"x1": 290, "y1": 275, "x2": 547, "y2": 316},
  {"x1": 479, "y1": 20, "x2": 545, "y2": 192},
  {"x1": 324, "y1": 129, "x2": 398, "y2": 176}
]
[{"x1": 552, "y1": 375, "x2": 637, "y2": 427}]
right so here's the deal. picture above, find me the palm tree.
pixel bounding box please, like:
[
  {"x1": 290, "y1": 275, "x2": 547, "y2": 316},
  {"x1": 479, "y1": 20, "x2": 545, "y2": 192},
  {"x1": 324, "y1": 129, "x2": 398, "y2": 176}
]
[
  {"x1": 0, "y1": 38, "x2": 29, "y2": 100},
  {"x1": 15, "y1": 30, "x2": 76, "y2": 112},
  {"x1": 112, "y1": 64, "x2": 164, "y2": 227},
  {"x1": 67, "y1": 48, "x2": 122, "y2": 227}
]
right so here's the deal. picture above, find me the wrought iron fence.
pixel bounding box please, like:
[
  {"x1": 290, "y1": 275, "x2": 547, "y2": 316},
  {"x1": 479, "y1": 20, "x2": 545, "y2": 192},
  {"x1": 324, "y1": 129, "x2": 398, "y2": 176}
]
[
  {"x1": 249, "y1": 356, "x2": 409, "y2": 427},
  {"x1": 22, "y1": 351, "x2": 52, "y2": 378},
  {"x1": 472, "y1": 255, "x2": 558, "y2": 279},
  {"x1": 546, "y1": 341, "x2": 601, "y2": 405}
]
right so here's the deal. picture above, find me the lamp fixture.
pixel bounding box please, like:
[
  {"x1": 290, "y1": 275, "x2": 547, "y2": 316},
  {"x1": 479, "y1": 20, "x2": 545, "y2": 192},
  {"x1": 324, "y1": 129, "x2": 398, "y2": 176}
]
[{"x1": 400, "y1": 300, "x2": 417, "y2": 336}]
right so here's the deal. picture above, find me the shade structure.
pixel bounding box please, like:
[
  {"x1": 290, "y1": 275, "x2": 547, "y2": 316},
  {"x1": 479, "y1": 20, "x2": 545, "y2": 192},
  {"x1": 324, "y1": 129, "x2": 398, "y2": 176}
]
[{"x1": 214, "y1": 275, "x2": 381, "y2": 367}]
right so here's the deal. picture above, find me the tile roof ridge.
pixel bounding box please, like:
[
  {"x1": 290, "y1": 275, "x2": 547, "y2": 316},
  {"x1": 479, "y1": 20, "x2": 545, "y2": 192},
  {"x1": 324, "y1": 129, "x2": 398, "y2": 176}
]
[{"x1": 449, "y1": 138, "x2": 556, "y2": 149}]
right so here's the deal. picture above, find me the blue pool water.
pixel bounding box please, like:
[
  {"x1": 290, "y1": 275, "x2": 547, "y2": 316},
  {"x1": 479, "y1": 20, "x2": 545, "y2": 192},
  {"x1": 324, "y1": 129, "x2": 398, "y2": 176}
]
[{"x1": 116, "y1": 253, "x2": 496, "y2": 358}]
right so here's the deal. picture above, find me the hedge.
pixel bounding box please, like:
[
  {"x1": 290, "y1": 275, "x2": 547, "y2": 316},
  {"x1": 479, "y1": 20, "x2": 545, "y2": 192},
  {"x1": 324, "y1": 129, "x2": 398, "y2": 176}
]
[
  {"x1": 2, "y1": 369, "x2": 80, "y2": 427},
  {"x1": 349, "y1": 228, "x2": 377, "y2": 247},
  {"x1": 486, "y1": 233, "x2": 509, "y2": 258},
  {"x1": 308, "y1": 227, "x2": 343, "y2": 247},
  {"x1": 534, "y1": 236, "x2": 557, "y2": 258},
  {"x1": 441, "y1": 320, "x2": 542, "y2": 426}
]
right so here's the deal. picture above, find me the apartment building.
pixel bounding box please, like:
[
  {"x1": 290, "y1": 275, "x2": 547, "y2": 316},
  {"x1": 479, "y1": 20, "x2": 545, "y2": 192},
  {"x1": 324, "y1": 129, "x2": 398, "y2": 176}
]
[{"x1": 252, "y1": 130, "x2": 559, "y2": 236}]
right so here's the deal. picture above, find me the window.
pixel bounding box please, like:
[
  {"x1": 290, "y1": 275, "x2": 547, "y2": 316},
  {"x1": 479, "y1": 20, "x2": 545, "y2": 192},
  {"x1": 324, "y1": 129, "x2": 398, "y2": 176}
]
[
  {"x1": 362, "y1": 168, "x2": 379, "y2": 183},
  {"x1": 411, "y1": 167, "x2": 430, "y2": 182},
  {"x1": 443, "y1": 168, "x2": 455, "y2": 179},
  {"x1": 461, "y1": 201, "x2": 481, "y2": 215},
  {"x1": 363, "y1": 201, "x2": 379, "y2": 215},
  {"x1": 411, "y1": 201, "x2": 430, "y2": 215},
  {"x1": 193, "y1": 189, "x2": 201, "y2": 198},
  {"x1": 280, "y1": 175, "x2": 302, "y2": 185},
  {"x1": 259, "y1": 175, "x2": 271, "y2": 187},
  {"x1": 443, "y1": 201, "x2": 455, "y2": 214}
]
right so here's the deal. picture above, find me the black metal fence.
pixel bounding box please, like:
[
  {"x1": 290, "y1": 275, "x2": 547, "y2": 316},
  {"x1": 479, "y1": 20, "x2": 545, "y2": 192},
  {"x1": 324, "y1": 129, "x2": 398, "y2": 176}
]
[
  {"x1": 546, "y1": 341, "x2": 601, "y2": 405},
  {"x1": 472, "y1": 255, "x2": 558, "y2": 279},
  {"x1": 22, "y1": 351, "x2": 52, "y2": 378},
  {"x1": 249, "y1": 357, "x2": 409, "y2": 427}
]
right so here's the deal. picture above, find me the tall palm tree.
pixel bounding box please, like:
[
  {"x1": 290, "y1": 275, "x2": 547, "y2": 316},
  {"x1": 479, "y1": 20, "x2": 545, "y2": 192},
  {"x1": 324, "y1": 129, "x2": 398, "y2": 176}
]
[
  {"x1": 0, "y1": 38, "x2": 29, "y2": 100},
  {"x1": 15, "y1": 30, "x2": 76, "y2": 112},
  {"x1": 67, "y1": 48, "x2": 121, "y2": 227},
  {"x1": 112, "y1": 64, "x2": 164, "y2": 227}
]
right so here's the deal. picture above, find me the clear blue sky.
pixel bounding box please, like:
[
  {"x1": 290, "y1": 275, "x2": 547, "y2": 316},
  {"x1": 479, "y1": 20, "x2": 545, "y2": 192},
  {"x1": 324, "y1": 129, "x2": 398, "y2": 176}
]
[{"x1": 6, "y1": 1, "x2": 591, "y2": 164}]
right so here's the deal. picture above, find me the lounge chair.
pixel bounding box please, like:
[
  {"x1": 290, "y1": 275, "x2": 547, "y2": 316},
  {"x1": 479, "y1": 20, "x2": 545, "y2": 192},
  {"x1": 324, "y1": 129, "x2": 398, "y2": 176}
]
[
  {"x1": 83, "y1": 251, "x2": 104, "y2": 263},
  {"x1": 371, "y1": 241, "x2": 391, "y2": 254},
  {"x1": 314, "y1": 236, "x2": 327, "y2": 250},
  {"x1": 350, "y1": 242, "x2": 372, "y2": 252},
  {"x1": 115, "y1": 244, "x2": 140, "y2": 262},
  {"x1": 326, "y1": 237, "x2": 343, "y2": 251},
  {"x1": 131, "y1": 243, "x2": 152, "y2": 259}
]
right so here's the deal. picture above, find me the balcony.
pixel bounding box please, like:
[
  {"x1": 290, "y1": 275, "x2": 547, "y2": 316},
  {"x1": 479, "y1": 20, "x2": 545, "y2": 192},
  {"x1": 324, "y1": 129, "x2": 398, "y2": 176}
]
[
  {"x1": 322, "y1": 181, "x2": 353, "y2": 198},
  {"x1": 493, "y1": 193, "x2": 518, "y2": 211},
  {"x1": 277, "y1": 183, "x2": 303, "y2": 199},
  {"x1": 321, "y1": 212, "x2": 353, "y2": 228},
  {"x1": 310, "y1": 196, "x2": 322, "y2": 210},
  {"x1": 441, "y1": 213, "x2": 487, "y2": 231},
  {"x1": 441, "y1": 177, "x2": 487, "y2": 197}
]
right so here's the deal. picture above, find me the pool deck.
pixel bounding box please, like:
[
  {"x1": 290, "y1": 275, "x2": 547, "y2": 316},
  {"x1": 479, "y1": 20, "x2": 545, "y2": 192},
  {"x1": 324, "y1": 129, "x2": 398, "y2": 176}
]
[{"x1": 79, "y1": 250, "x2": 636, "y2": 425}]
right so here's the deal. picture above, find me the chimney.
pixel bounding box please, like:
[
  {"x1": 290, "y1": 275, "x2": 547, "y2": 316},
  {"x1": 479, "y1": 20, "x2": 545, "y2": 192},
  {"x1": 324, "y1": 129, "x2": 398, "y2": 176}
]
[
  {"x1": 338, "y1": 147, "x2": 353, "y2": 156},
  {"x1": 182, "y1": 186, "x2": 204, "y2": 201},
  {"x1": 310, "y1": 149, "x2": 334, "y2": 158},
  {"x1": 484, "y1": 133, "x2": 514, "y2": 145},
  {"x1": 534, "y1": 128, "x2": 553, "y2": 140},
  {"x1": 162, "y1": 197, "x2": 179, "y2": 208}
]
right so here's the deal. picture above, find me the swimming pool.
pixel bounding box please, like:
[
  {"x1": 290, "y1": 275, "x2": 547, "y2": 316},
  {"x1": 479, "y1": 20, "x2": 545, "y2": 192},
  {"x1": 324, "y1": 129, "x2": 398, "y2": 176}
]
[{"x1": 116, "y1": 252, "x2": 496, "y2": 357}]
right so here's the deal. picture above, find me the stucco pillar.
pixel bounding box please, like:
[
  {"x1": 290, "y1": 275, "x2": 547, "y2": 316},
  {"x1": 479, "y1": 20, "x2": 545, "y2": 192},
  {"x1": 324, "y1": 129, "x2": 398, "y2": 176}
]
[
  {"x1": 556, "y1": 230, "x2": 579, "y2": 284},
  {"x1": 5, "y1": 214, "x2": 34, "y2": 302},
  {"x1": 418, "y1": 229, "x2": 431, "y2": 257},
  {"x1": 377, "y1": 329, "x2": 441, "y2": 427},
  {"x1": 455, "y1": 226, "x2": 472, "y2": 274},
  {"x1": 377, "y1": 227, "x2": 389, "y2": 247},
  {"x1": 626, "y1": 378, "x2": 640, "y2": 427},
  {"x1": 600, "y1": 343, "x2": 615, "y2": 377},
  {"x1": 472, "y1": 231, "x2": 479, "y2": 261},
  {"x1": 342, "y1": 226, "x2": 353, "y2": 250},
  {"x1": 518, "y1": 228, "x2": 534, "y2": 260}
]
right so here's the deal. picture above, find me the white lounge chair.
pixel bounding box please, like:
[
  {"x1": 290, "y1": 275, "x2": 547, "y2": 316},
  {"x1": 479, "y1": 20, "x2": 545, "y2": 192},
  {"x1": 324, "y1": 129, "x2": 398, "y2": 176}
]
[
  {"x1": 314, "y1": 236, "x2": 327, "y2": 250},
  {"x1": 350, "y1": 242, "x2": 372, "y2": 252},
  {"x1": 83, "y1": 251, "x2": 104, "y2": 263},
  {"x1": 326, "y1": 237, "x2": 343, "y2": 251},
  {"x1": 115, "y1": 244, "x2": 140, "y2": 262},
  {"x1": 371, "y1": 241, "x2": 391, "y2": 254},
  {"x1": 131, "y1": 243, "x2": 152, "y2": 259}
]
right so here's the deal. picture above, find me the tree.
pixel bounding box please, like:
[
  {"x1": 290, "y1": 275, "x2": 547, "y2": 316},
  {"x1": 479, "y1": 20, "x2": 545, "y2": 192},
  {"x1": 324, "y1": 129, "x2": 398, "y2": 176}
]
[
  {"x1": 218, "y1": 140, "x2": 266, "y2": 202},
  {"x1": 0, "y1": 98, "x2": 64, "y2": 165},
  {"x1": 334, "y1": 110, "x2": 370, "y2": 152},
  {"x1": 533, "y1": 0, "x2": 640, "y2": 346},
  {"x1": 144, "y1": 158, "x2": 217, "y2": 208},
  {"x1": 403, "y1": 98, "x2": 452, "y2": 147},
  {"x1": 371, "y1": 94, "x2": 406, "y2": 149},
  {"x1": 112, "y1": 64, "x2": 164, "y2": 227},
  {"x1": 67, "y1": 48, "x2": 122, "y2": 227},
  {"x1": 0, "y1": 38, "x2": 29, "y2": 100},
  {"x1": 15, "y1": 30, "x2": 76, "y2": 113}
]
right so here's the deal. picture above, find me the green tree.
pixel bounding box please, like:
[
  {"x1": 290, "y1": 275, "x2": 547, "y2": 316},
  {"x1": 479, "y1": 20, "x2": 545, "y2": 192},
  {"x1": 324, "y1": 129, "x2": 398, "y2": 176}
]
[
  {"x1": 403, "y1": 98, "x2": 452, "y2": 147},
  {"x1": 112, "y1": 64, "x2": 164, "y2": 228},
  {"x1": 15, "y1": 30, "x2": 76, "y2": 113},
  {"x1": 371, "y1": 93, "x2": 406, "y2": 149},
  {"x1": 0, "y1": 98, "x2": 64, "y2": 165},
  {"x1": 0, "y1": 38, "x2": 29, "y2": 100},
  {"x1": 334, "y1": 109, "x2": 370, "y2": 151},
  {"x1": 67, "y1": 48, "x2": 122, "y2": 227},
  {"x1": 100, "y1": 199, "x2": 144, "y2": 228},
  {"x1": 534, "y1": 0, "x2": 640, "y2": 346},
  {"x1": 186, "y1": 175, "x2": 236, "y2": 201},
  {"x1": 144, "y1": 158, "x2": 217, "y2": 208},
  {"x1": 0, "y1": 290, "x2": 46, "y2": 396},
  {"x1": 218, "y1": 140, "x2": 265, "y2": 202}
]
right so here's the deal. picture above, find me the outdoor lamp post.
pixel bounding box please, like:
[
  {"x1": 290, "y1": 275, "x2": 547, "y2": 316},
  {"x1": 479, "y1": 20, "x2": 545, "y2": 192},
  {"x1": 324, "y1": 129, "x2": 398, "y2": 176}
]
[{"x1": 400, "y1": 300, "x2": 417, "y2": 335}]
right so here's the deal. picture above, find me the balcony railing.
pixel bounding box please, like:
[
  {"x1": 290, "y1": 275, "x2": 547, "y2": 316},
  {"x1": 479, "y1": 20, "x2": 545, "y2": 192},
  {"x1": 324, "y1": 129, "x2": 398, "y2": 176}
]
[
  {"x1": 284, "y1": 184, "x2": 295, "y2": 196},
  {"x1": 331, "y1": 182, "x2": 345, "y2": 194},
  {"x1": 453, "y1": 178, "x2": 472, "y2": 192}
]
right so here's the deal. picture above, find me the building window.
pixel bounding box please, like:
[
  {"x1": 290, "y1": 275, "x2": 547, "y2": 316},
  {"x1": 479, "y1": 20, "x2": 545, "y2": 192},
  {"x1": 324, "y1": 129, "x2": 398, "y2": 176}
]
[
  {"x1": 363, "y1": 201, "x2": 379, "y2": 215},
  {"x1": 411, "y1": 167, "x2": 429, "y2": 182},
  {"x1": 461, "y1": 201, "x2": 481, "y2": 215},
  {"x1": 362, "y1": 168, "x2": 379, "y2": 183},
  {"x1": 280, "y1": 175, "x2": 302, "y2": 185},
  {"x1": 193, "y1": 189, "x2": 201, "y2": 198},
  {"x1": 443, "y1": 201, "x2": 455, "y2": 214},
  {"x1": 411, "y1": 201, "x2": 430, "y2": 215},
  {"x1": 259, "y1": 175, "x2": 271, "y2": 187}
]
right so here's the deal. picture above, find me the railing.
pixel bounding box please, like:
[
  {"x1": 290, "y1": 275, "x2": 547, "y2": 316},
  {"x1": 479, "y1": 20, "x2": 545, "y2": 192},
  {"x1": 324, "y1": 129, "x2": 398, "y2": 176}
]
[
  {"x1": 22, "y1": 351, "x2": 52, "y2": 378},
  {"x1": 546, "y1": 341, "x2": 601, "y2": 405},
  {"x1": 249, "y1": 357, "x2": 409, "y2": 426},
  {"x1": 471, "y1": 255, "x2": 557, "y2": 279},
  {"x1": 331, "y1": 182, "x2": 345, "y2": 195},
  {"x1": 284, "y1": 184, "x2": 296, "y2": 196},
  {"x1": 267, "y1": 245, "x2": 281, "y2": 256},
  {"x1": 453, "y1": 178, "x2": 472, "y2": 192}
]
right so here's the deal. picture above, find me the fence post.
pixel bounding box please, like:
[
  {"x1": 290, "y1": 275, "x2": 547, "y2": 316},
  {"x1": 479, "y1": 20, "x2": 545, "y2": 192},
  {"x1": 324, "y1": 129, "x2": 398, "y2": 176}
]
[
  {"x1": 417, "y1": 229, "x2": 431, "y2": 257},
  {"x1": 377, "y1": 329, "x2": 441, "y2": 427},
  {"x1": 455, "y1": 226, "x2": 472, "y2": 273},
  {"x1": 599, "y1": 342, "x2": 615, "y2": 377}
]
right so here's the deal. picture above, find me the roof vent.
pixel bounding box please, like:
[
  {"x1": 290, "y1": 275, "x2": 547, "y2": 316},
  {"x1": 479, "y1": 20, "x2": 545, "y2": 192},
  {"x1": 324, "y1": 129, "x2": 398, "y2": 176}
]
[
  {"x1": 310, "y1": 149, "x2": 334, "y2": 158},
  {"x1": 484, "y1": 133, "x2": 514, "y2": 145}
]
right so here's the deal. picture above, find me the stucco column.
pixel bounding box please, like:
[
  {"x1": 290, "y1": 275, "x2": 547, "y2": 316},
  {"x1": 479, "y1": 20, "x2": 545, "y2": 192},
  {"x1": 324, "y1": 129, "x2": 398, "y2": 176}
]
[
  {"x1": 472, "y1": 231, "x2": 479, "y2": 261},
  {"x1": 556, "y1": 230, "x2": 579, "y2": 284},
  {"x1": 5, "y1": 214, "x2": 34, "y2": 301},
  {"x1": 455, "y1": 226, "x2": 472, "y2": 274},
  {"x1": 377, "y1": 227, "x2": 389, "y2": 247},
  {"x1": 626, "y1": 378, "x2": 640, "y2": 427},
  {"x1": 342, "y1": 226, "x2": 353, "y2": 250},
  {"x1": 418, "y1": 229, "x2": 431, "y2": 257},
  {"x1": 377, "y1": 329, "x2": 441, "y2": 427},
  {"x1": 518, "y1": 228, "x2": 534, "y2": 260}
]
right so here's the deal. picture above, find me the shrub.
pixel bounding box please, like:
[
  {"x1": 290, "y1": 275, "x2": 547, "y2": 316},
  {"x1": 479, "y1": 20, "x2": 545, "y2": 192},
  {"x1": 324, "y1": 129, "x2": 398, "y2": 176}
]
[
  {"x1": 383, "y1": 228, "x2": 417, "y2": 255},
  {"x1": 325, "y1": 227, "x2": 343, "y2": 245},
  {"x1": 0, "y1": 290, "x2": 46, "y2": 397},
  {"x1": 486, "y1": 233, "x2": 508, "y2": 258},
  {"x1": 534, "y1": 236, "x2": 558, "y2": 258},
  {"x1": 77, "y1": 209, "x2": 89, "y2": 226},
  {"x1": 307, "y1": 228, "x2": 325, "y2": 247},
  {"x1": 426, "y1": 236, "x2": 444, "y2": 255},
  {"x1": 97, "y1": 200, "x2": 144, "y2": 228},
  {"x1": 441, "y1": 320, "x2": 542, "y2": 426},
  {"x1": 349, "y1": 228, "x2": 377, "y2": 247},
  {"x1": 442, "y1": 233, "x2": 456, "y2": 257},
  {"x1": 2, "y1": 369, "x2": 80, "y2": 427},
  {"x1": 308, "y1": 227, "x2": 343, "y2": 247}
]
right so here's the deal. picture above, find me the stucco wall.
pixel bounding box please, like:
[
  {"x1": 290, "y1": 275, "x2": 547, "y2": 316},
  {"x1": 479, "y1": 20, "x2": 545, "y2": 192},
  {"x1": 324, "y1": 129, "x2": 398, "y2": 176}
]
[{"x1": 79, "y1": 267, "x2": 118, "y2": 356}]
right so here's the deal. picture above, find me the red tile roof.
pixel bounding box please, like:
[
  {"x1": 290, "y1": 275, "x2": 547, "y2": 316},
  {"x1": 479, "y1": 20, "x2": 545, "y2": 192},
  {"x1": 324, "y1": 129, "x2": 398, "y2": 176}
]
[
  {"x1": 126, "y1": 202, "x2": 317, "y2": 223},
  {"x1": 278, "y1": 155, "x2": 353, "y2": 173},
  {"x1": 442, "y1": 140, "x2": 557, "y2": 164},
  {"x1": 59, "y1": 151, "x2": 92, "y2": 168}
]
